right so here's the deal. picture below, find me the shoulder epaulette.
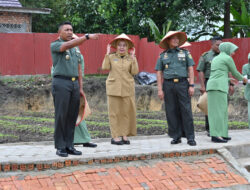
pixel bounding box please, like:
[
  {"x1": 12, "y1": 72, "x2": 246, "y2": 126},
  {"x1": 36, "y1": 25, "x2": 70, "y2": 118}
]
[
  {"x1": 201, "y1": 51, "x2": 209, "y2": 56},
  {"x1": 160, "y1": 50, "x2": 167, "y2": 55}
]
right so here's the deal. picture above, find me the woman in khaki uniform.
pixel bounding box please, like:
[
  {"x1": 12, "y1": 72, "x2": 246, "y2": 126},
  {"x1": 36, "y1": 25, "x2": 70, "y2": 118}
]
[{"x1": 102, "y1": 34, "x2": 139, "y2": 145}]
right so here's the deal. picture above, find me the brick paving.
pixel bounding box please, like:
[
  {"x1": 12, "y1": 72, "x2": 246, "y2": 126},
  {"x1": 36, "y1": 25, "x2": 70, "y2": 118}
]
[
  {"x1": 0, "y1": 156, "x2": 249, "y2": 190},
  {"x1": 0, "y1": 130, "x2": 250, "y2": 189}
]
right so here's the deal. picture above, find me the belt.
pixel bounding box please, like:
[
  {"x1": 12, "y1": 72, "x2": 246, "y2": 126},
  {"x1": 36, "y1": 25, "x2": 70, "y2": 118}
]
[
  {"x1": 54, "y1": 75, "x2": 78, "y2": 81},
  {"x1": 164, "y1": 78, "x2": 187, "y2": 83}
]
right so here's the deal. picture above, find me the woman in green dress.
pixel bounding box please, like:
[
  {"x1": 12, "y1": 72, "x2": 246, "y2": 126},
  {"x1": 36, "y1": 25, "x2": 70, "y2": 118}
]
[
  {"x1": 73, "y1": 54, "x2": 97, "y2": 148},
  {"x1": 242, "y1": 53, "x2": 250, "y2": 129},
  {"x1": 206, "y1": 42, "x2": 247, "y2": 143}
]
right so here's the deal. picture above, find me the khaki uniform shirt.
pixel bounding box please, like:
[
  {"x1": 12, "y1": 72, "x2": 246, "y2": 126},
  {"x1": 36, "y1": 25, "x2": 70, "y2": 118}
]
[
  {"x1": 155, "y1": 48, "x2": 194, "y2": 79},
  {"x1": 50, "y1": 39, "x2": 81, "y2": 77},
  {"x1": 102, "y1": 53, "x2": 139, "y2": 97},
  {"x1": 197, "y1": 49, "x2": 219, "y2": 79}
]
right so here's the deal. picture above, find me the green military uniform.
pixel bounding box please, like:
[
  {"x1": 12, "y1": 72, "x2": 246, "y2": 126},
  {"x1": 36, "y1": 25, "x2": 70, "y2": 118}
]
[
  {"x1": 242, "y1": 54, "x2": 250, "y2": 128},
  {"x1": 51, "y1": 38, "x2": 82, "y2": 150},
  {"x1": 51, "y1": 54, "x2": 92, "y2": 144},
  {"x1": 155, "y1": 47, "x2": 195, "y2": 140},
  {"x1": 196, "y1": 49, "x2": 219, "y2": 132},
  {"x1": 207, "y1": 42, "x2": 243, "y2": 138}
]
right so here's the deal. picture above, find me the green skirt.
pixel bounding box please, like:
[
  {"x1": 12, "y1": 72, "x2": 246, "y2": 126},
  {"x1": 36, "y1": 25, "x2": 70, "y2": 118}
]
[
  {"x1": 74, "y1": 120, "x2": 91, "y2": 144},
  {"x1": 207, "y1": 90, "x2": 228, "y2": 137}
]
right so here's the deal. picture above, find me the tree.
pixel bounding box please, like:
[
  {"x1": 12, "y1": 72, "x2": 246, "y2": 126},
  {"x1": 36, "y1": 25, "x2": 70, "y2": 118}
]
[
  {"x1": 230, "y1": 0, "x2": 250, "y2": 37},
  {"x1": 19, "y1": 0, "x2": 67, "y2": 33},
  {"x1": 148, "y1": 18, "x2": 172, "y2": 44},
  {"x1": 64, "y1": 0, "x2": 106, "y2": 33}
]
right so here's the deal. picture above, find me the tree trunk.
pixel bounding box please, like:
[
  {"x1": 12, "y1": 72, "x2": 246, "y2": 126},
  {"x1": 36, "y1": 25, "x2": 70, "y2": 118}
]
[{"x1": 224, "y1": 0, "x2": 231, "y2": 38}]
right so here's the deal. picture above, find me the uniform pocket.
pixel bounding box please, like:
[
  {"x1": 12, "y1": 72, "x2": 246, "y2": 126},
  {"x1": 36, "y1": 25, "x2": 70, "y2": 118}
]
[{"x1": 107, "y1": 78, "x2": 115, "y2": 82}]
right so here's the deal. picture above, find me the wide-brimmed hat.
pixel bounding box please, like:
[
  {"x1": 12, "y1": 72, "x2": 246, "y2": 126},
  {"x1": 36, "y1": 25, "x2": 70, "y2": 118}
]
[
  {"x1": 110, "y1": 33, "x2": 134, "y2": 49},
  {"x1": 76, "y1": 93, "x2": 91, "y2": 126},
  {"x1": 159, "y1": 31, "x2": 187, "y2": 49}
]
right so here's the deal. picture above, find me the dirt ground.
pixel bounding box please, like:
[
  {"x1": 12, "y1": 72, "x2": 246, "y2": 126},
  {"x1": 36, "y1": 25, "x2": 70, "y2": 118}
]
[{"x1": 0, "y1": 76, "x2": 248, "y2": 144}]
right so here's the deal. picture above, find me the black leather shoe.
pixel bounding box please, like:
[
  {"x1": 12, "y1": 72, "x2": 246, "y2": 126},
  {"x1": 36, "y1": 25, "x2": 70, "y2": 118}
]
[
  {"x1": 56, "y1": 149, "x2": 68, "y2": 157},
  {"x1": 122, "y1": 137, "x2": 130, "y2": 145},
  {"x1": 66, "y1": 147, "x2": 82, "y2": 155},
  {"x1": 206, "y1": 131, "x2": 210, "y2": 137},
  {"x1": 211, "y1": 136, "x2": 227, "y2": 143},
  {"x1": 83, "y1": 142, "x2": 97, "y2": 148},
  {"x1": 111, "y1": 138, "x2": 123, "y2": 145},
  {"x1": 171, "y1": 138, "x2": 181, "y2": 144},
  {"x1": 187, "y1": 139, "x2": 197, "y2": 146},
  {"x1": 222, "y1": 137, "x2": 231, "y2": 141}
]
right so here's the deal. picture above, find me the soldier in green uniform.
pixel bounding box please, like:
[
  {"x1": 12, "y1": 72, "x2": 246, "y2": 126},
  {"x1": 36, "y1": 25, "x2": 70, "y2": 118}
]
[
  {"x1": 196, "y1": 36, "x2": 222, "y2": 135},
  {"x1": 50, "y1": 21, "x2": 98, "y2": 157},
  {"x1": 242, "y1": 53, "x2": 250, "y2": 128},
  {"x1": 51, "y1": 40, "x2": 97, "y2": 148},
  {"x1": 155, "y1": 31, "x2": 196, "y2": 146}
]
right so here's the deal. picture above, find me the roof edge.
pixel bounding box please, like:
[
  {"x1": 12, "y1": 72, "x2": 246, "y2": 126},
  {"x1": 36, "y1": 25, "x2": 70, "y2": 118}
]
[{"x1": 0, "y1": 6, "x2": 51, "y2": 14}]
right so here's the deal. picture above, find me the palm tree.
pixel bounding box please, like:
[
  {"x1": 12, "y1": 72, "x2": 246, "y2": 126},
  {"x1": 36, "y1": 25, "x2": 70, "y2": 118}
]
[
  {"x1": 230, "y1": 0, "x2": 250, "y2": 37},
  {"x1": 148, "y1": 18, "x2": 172, "y2": 44}
]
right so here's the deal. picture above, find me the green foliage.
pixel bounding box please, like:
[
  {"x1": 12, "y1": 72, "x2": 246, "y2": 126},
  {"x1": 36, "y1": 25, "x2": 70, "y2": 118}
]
[
  {"x1": 19, "y1": 0, "x2": 67, "y2": 33},
  {"x1": 0, "y1": 133, "x2": 18, "y2": 138},
  {"x1": 19, "y1": 0, "x2": 246, "y2": 40},
  {"x1": 148, "y1": 18, "x2": 172, "y2": 44},
  {"x1": 0, "y1": 116, "x2": 54, "y2": 123},
  {"x1": 0, "y1": 119, "x2": 53, "y2": 134},
  {"x1": 230, "y1": 0, "x2": 250, "y2": 37}
]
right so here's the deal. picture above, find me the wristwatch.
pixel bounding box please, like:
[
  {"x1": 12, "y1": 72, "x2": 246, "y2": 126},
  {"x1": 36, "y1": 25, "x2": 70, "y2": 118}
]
[
  {"x1": 189, "y1": 84, "x2": 195, "y2": 87},
  {"x1": 85, "y1": 33, "x2": 89, "y2": 40}
]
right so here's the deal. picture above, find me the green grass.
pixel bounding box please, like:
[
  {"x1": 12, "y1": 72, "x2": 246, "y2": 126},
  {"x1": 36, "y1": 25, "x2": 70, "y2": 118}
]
[
  {"x1": 137, "y1": 118, "x2": 167, "y2": 124},
  {"x1": 0, "y1": 133, "x2": 18, "y2": 138},
  {"x1": 0, "y1": 116, "x2": 54, "y2": 123},
  {"x1": 0, "y1": 120, "x2": 54, "y2": 134}
]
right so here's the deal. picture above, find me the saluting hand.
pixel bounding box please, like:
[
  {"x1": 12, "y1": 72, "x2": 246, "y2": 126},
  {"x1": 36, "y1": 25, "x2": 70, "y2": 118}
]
[
  {"x1": 106, "y1": 44, "x2": 111, "y2": 55},
  {"x1": 130, "y1": 47, "x2": 136, "y2": 57}
]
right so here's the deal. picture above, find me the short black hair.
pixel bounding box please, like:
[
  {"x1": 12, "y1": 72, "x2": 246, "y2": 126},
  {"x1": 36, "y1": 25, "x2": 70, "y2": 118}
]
[
  {"x1": 211, "y1": 36, "x2": 222, "y2": 42},
  {"x1": 58, "y1": 21, "x2": 72, "y2": 31}
]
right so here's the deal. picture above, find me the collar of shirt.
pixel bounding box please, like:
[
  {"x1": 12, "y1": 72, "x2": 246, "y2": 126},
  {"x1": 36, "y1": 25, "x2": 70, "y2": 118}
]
[{"x1": 166, "y1": 47, "x2": 180, "y2": 53}]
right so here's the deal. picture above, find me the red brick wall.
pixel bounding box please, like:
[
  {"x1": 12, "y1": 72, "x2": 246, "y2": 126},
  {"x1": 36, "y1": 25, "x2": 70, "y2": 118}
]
[{"x1": 0, "y1": 12, "x2": 31, "y2": 32}]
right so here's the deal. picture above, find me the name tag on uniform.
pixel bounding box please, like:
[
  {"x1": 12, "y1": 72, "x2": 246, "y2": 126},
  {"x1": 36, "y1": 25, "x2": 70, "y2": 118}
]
[
  {"x1": 164, "y1": 53, "x2": 168, "y2": 59},
  {"x1": 178, "y1": 53, "x2": 185, "y2": 58},
  {"x1": 113, "y1": 59, "x2": 119, "y2": 62}
]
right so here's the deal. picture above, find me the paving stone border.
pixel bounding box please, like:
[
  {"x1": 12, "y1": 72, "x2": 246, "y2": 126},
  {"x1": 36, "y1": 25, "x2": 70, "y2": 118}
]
[{"x1": 0, "y1": 149, "x2": 216, "y2": 172}]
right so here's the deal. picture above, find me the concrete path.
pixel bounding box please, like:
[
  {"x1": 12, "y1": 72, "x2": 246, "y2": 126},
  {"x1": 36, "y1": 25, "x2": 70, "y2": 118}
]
[
  {"x1": 0, "y1": 130, "x2": 250, "y2": 165},
  {"x1": 0, "y1": 130, "x2": 250, "y2": 190}
]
